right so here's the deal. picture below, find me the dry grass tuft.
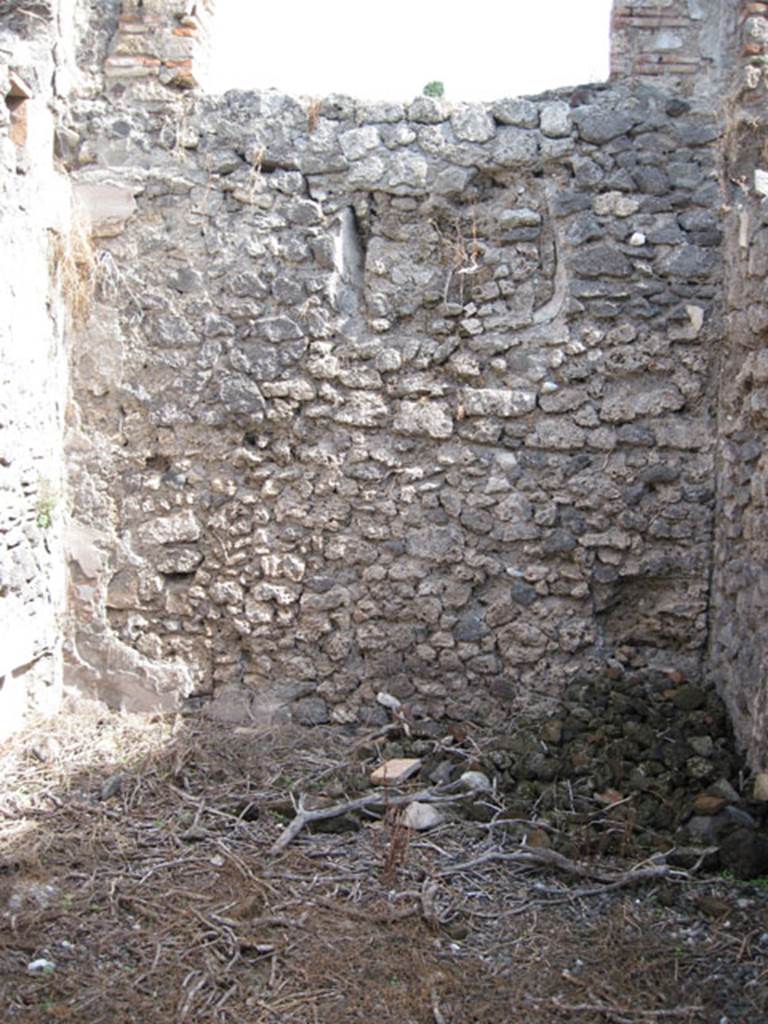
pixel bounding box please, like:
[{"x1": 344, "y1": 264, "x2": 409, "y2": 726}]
[
  {"x1": 49, "y1": 208, "x2": 96, "y2": 328},
  {"x1": 307, "y1": 97, "x2": 322, "y2": 133}
]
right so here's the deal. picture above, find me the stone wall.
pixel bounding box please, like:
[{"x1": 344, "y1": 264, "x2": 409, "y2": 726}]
[
  {"x1": 61, "y1": 17, "x2": 724, "y2": 728},
  {"x1": 610, "y1": 0, "x2": 729, "y2": 95},
  {"x1": 9, "y1": 0, "x2": 768, "y2": 773},
  {"x1": 104, "y1": 0, "x2": 215, "y2": 96},
  {"x1": 0, "y1": 0, "x2": 127, "y2": 739},
  {"x1": 0, "y1": 3, "x2": 74, "y2": 739},
  {"x1": 709, "y1": 0, "x2": 768, "y2": 772}
]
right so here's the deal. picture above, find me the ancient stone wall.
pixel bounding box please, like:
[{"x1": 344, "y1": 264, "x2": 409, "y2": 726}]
[
  {"x1": 11, "y1": 0, "x2": 768, "y2": 772},
  {"x1": 0, "y1": 0, "x2": 130, "y2": 739},
  {"x1": 610, "y1": 0, "x2": 727, "y2": 94},
  {"x1": 0, "y1": 2, "x2": 74, "y2": 739},
  {"x1": 710, "y1": 0, "x2": 768, "y2": 773},
  {"x1": 104, "y1": 0, "x2": 215, "y2": 95},
  {"x1": 61, "y1": 23, "x2": 724, "y2": 728}
]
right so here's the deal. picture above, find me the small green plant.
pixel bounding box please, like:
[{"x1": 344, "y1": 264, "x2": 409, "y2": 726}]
[
  {"x1": 36, "y1": 479, "x2": 57, "y2": 529},
  {"x1": 422, "y1": 80, "x2": 445, "y2": 99},
  {"x1": 720, "y1": 868, "x2": 768, "y2": 890}
]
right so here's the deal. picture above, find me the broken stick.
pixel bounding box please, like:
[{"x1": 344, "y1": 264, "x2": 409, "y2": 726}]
[
  {"x1": 438, "y1": 847, "x2": 674, "y2": 889},
  {"x1": 268, "y1": 785, "x2": 461, "y2": 855}
]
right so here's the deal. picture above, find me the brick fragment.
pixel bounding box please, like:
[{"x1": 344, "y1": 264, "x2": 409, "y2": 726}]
[{"x1": 105, "y1": 55, "x2": 162, "y2": 69}]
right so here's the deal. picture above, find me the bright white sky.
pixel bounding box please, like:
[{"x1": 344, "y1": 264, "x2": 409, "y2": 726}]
[{"x1": 208, "y1": 0, "x2": 613, "y2": 101}]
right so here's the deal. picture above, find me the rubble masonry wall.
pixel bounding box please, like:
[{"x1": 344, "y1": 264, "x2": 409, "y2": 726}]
[
  {"x1": 11, "y1": 0, "x2": 768, "y2": 778},
  {"x1": 62, "y1": 67, "x2": 724, "y2": 731}
]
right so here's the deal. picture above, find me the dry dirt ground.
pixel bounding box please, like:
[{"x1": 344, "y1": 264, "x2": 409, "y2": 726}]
[{"x1": 1, "y1": 698, "x2": 766, "y2": 1024}]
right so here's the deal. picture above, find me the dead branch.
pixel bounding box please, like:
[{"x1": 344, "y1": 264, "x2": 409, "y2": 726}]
[
  {"x1": 314, "y1": 896, "x2": 416, "y2": 924},
  {"x1": 420, "y1": 879, "x2": 441, "y2": 930},
  {"x1": 268, "y1": 785, "x2": 461, "y2": 854},
  {"x1": 438, "y1": 847, "x2": 674, "y2": 889},
  {"x1": 431, "y1": 985, "x2": 448, "y2": 1024},
  {"x1": 528, "y1": 997, "x2": 704, "y2": 1021}
]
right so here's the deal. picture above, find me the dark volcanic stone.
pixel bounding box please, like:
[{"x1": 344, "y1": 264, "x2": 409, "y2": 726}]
[
  {"x1": 509, "y1": 580, "x2": 538, "y2": 606},
  {"x1": 656, "y1": 245, "x2": 718, "y2": 280},
  {"x1": 567, "y1": 214, "x2": 602, "y2": 246},
  {"x1": 673, "y1": 120, "x2": 720, "y2": 147},
  {"x1": 310, "y1": 813, "x2": 361, "y2": 835},
  {"x1": 618, "y1": 424, "x2": 655, "y2": 447},
  {"x1": 666, "y1": 99, "x2": 691, "y2": 118},
  {"x1": 293, "y1": 697, "x2": 330, "y2": 726},
  {"x1": 460, "y1": 798, "x2": 496, "y2": 823},
  {"x1": 541, "y1": 529, "x2": 577, "y2": 555},
  {"x1": 632, "y1": 166, "x2": 670, "y2": 196},
  {"x1": 670, "y1": 685, "x2": 706, "y2": 711},
  {"x1": 553, "y1": 189, "x2": 593, "y2": 215},
  {"x1": 576, "y1": 243, "x2": 632, "y2": 278},
  {"x1": 719, "y1": 828, "x2": 768, "y2": 880},
  {"x1": 573, "y1": 108, "x2": 637, "y2": 144},
  {"x1": 453, "y1": 611, "x2": 489, "y2": 643}
]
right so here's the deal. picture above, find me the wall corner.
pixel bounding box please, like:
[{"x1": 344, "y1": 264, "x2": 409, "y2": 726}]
[
  {"x1": 609, "y1": 1, "x2": 728, "y2": 101},
  {"x1": 104, "y1": 0, "x2": 216, "y2": 100}
]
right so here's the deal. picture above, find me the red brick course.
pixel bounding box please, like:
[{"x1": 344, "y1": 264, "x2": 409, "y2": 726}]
[
  {"x1": 609, "y1": 0, "x2": 726, "y2": 86},
  {"x1": 106, "y1": 1, "x2": 212, "y2": 92}
]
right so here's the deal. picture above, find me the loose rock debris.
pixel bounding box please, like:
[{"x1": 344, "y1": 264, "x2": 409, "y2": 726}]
[
  {"x1": 1, "y1": 698, "x2": 767, "y2": 1023},
  {"x1": 370, "y1": 758, "x2": 423, "y2": 786}
]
